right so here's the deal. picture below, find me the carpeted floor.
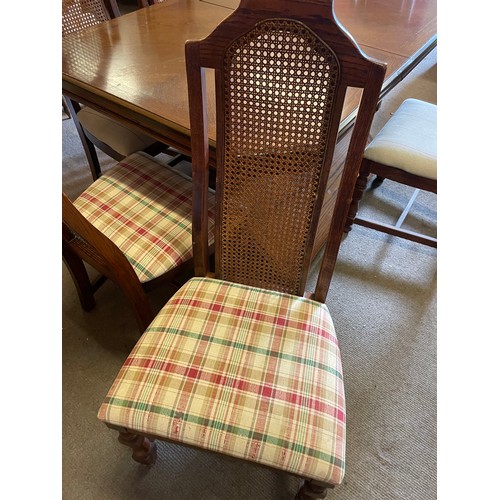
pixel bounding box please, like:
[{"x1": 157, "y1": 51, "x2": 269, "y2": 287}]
[{"x1": 62, "y1": 48, "x2": 437, "y2": 499}]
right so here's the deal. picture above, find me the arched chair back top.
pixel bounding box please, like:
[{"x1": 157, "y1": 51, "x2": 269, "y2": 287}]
[{"x1": 187, "y1": 0, "x2": 387, "y2": 302}]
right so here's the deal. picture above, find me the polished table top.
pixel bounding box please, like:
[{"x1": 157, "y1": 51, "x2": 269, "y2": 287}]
[{"x1": 62, "y1": 0, "x2": 436, "y2": 153}]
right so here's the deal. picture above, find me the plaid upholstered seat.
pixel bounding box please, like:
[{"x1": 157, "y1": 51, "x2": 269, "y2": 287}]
[
  {"x1": 74, "y1": 152, "x2": 215, "y2": 283},
  {"x1": 98, "y1": 277, "x2": 346, "y2": 485}
]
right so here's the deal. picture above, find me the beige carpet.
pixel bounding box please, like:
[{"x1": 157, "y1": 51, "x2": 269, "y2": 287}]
[{"x1": 62, "y1": 49, "x2": 437, "y2": 499}]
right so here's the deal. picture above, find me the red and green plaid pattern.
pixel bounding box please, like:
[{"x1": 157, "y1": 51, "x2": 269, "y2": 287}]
[
  {"x1": 74, "y1": 152, "x2": 215, "y2": 283},
  {"x1": 98, "y1": 277, "x2": 346, "y2": 485}
]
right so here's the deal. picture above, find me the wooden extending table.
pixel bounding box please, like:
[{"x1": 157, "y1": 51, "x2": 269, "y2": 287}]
[{"x1": 62, "y1": 0, "x2": 436, "y2": 256}]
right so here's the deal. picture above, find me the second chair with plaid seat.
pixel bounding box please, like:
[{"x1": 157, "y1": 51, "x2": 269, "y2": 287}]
[
  {"x1": 63, "y1": 152, "x2": 215, "y2": 333},
  {"x1": 97, "y1": 0, "x2": 386, "y2": 498}
]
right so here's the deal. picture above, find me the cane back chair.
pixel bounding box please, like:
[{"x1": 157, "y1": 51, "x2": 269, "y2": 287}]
[
  {"x1": 62, "y1": 0, "x2": 176, "y2": 180},
  {"x1": 97, "y1": 1, "x2": 386, "y2": 497},
  {"x1": 63, "y1": 152, "x2": 215, "y2": 333}
]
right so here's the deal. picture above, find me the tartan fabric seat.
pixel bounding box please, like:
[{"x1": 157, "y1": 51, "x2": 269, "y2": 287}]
[
  {"x1": 98, "y1": 277, "x2": 346, "y2": 486},
  {"x1": 74, "y1": 152, "x2": 215, "y2": 283}
]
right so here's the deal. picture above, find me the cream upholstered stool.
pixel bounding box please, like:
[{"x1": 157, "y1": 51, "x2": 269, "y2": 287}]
[{"x1": 345, "y1": 98, "x2": 437, "y2": 247}]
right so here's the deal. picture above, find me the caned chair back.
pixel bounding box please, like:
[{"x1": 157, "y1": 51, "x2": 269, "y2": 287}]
[
  {"x1": 186, "y1": 0, "x2": 386, "y2": 302},
  {"x1": 62, "y1": 0, "x2": 120, "y2": 37}
]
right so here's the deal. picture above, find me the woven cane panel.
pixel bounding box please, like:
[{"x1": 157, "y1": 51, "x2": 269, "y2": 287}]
[
  {"x1": 220, "y1": 19, "x2": 339, "y2": 294},
  {"x1": 62, "y1": 0, "x2": 109, "y2": 36}
]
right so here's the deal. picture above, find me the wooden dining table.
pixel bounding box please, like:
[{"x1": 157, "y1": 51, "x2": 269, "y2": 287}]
[{"x1": 62, "y1": 0, "x2": 436, "y2": 256}]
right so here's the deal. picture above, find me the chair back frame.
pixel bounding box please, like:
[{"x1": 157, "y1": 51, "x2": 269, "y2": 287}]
[{"x1": 186, "y1": 0, "x2": 386, "y2": 302}]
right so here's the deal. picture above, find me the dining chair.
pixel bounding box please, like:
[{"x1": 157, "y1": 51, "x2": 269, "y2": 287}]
[
  {"x1": 97, "y1": 0, "x2": 386, "y2": 497},
  {"x1": 62, "y1": 0, "x2": 177, "y2": 181},
  {"x1": 345, "y1": 98, "x2": 437, "y2": 247},
  {"x1": 63, "y1": 152, "x2": 215, "y2": 333}
]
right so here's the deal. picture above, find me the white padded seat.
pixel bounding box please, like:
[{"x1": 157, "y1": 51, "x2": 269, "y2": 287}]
[
  {"x1": 363, "y1": 98, "x2": 437, "y2": 180},
  {"x1": 77, "y1": 107, "x2": 157, "y2": 157}
]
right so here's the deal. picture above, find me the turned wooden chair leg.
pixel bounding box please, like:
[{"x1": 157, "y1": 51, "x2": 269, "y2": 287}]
[
  {"x1": 345, "y1": 159, "x2": 371, "y2": 233},
  {"x1": 296, "y1": 479, "x2": 332, "y2": 499},
  {"x1": 117, "y1": 429, "x2": 157, "y2": 465}
]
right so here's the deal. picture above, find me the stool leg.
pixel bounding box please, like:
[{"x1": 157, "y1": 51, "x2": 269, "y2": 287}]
[{"x1": 345, "y1": 158, "x2": 371, "y2": 233}]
